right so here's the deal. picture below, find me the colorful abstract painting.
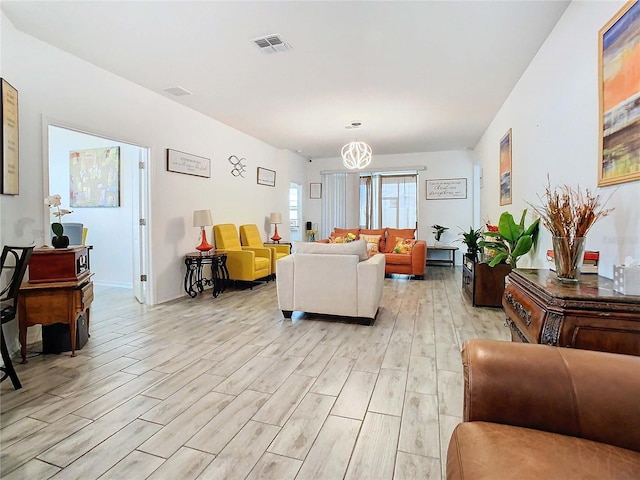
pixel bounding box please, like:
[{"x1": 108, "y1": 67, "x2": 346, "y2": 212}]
[
  {"x1": 499, "y1": 129, "x2": 512, "y2": 206},
  {"x1": 599, "y1": 0, "x2": 640, "y2": 186},
  {"x1": 69, "y1": 146, "x2": 120, "y2": 207}
]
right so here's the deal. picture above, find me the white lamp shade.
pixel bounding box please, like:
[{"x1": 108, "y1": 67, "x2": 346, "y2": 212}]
[
  {"x1": 269, "y1": 212, "x2": 282, "y2": 224},
  {"x1": 193, "y1": 209, "x2": 213, "y2": 227}
]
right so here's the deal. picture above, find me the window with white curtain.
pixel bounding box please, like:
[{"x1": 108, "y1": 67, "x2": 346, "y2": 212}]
[{"x1": 359, "y1": 172, "x2": 417, "y2": 229}]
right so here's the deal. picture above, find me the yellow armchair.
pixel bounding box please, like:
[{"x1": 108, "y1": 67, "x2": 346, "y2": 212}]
[
  {"x1": 213, "y1": 224, "x2": 271, "y2": 282},
  {"x1": 240, "y1": 224, "x2": 290, "y2": 277}
]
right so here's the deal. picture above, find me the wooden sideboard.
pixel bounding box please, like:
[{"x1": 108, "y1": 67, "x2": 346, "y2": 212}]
[
  {"x1": 18, "y1": 247, "x2": 94, "y2": 362},
  {"x1": 503, "y1": 269, "x2": 640, "y2": 356}
]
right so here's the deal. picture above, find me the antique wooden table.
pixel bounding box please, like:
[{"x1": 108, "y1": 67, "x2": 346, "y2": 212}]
[{"x1": 503, "y1": 269, "x2": 640, "y2": 356}]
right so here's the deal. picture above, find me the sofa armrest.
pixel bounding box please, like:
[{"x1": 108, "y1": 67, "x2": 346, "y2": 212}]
[
  {"x1": 241, "y1": 246, "x2": 271, "y2": 259},
  {"x1": 462, "y1": 339, "x2": 640, "y2": 452},
  {"x1": 411, "y1": 240, "x2": 426, "y2": 275},
  {"x1": 266, "y1": 244, "x2": 290, "y2": 255}
]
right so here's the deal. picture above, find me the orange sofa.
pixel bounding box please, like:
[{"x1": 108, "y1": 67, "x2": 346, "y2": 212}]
[{"x1": 320, "y1": 227, "x2": 426, "y2": 279}]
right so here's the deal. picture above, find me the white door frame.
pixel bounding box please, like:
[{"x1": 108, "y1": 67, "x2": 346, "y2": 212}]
[{"x1": 42, "y1": 116, "x2": 151, "y2": 304}]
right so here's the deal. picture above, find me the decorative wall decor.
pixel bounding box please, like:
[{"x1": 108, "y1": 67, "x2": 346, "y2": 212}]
[
  {"x1": 257, "y1": 167, "x2": 276, "y2": 187},
  {"x1": 70, "y1": 146, "x2": 120, "y2": 207},
  {"x1": 228, "y1": 155, "x2": 247, "y2": 177},
  {"x1": 1, "y1": 78, "x2": 19, "y2": 195},
  {"x1": 167, "y1": 149, "x2": 211, "y2": 178},
  {"x1": 598, "y1": 0, "x2": 640, "y2": 187},
  {"x1": 310, "y1": 182, "x2": 322, "y2": 199},
  {"x1": 426, "y1": 178, "x2": 467, "y2": 200},
  {"x1": 499, "y1": 128, "x2": 512, "y2": 206}
]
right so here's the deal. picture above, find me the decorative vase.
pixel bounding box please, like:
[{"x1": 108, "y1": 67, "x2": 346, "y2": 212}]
[
  {"x1": 552, "y1": 236, "x2": 586, "y2": 282},
  {"x1": 434, "y1": 240, "x2": 442, "y2": 247},
  {"x1": 52, "y1": 235, "x2": 70, "y2": 249}
]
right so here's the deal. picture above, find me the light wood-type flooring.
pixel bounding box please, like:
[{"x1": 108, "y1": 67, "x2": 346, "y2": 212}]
[{"x1": 1, "y1": 267, "x2": 509, "y2": 479}]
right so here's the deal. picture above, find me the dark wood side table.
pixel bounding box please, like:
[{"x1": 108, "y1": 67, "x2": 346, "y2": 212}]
[
  {"x1": 503, "y1": 269, "x2": 640, "y2": 356},
  {"x1": 462, "y1": 255, "x2": 511, "y2": 307},
  {"x1": 18, "y1": 275, "x2": 94, "y2": 362},
  {"x1": 426, "y1": 245, "x2": 458, "y2": 267},
  {"x1": 184, "y1": 251, "x2": 229, "y2": 298}
]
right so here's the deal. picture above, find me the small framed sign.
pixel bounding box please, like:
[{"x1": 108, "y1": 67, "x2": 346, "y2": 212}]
[
  {"x1": 257, "y1": 167, "x2": 276, "y2": 187},
  {"x1": 310, "y1": 182, "x2": 322, "y2": 199},
  {"x1": 426, "y1": 178, "x2": 467, "y2": 200},
  {"x1": 167, "y1": 149, "x2": 211, "y2": 178}
]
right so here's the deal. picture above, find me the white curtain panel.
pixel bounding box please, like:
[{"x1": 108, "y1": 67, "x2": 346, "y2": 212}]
[{"x1": 321, "y1": 173, "x2": 347, "y2": 238}]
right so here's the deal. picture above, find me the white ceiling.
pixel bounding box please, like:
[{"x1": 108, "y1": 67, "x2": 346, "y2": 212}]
[{"x1": 2, "y1": 0, "x2": 570, "y2": 160}]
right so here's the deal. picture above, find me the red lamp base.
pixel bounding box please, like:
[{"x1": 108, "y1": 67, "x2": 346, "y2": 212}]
[
  {"x1": 196, "y1": 228, "x2": 213, "y2": 252},
  {"x1": 270, "y1": 224, "x2": 281, "y2": 243}
]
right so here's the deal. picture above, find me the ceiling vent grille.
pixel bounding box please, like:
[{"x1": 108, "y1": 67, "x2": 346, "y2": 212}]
[
  {"x1": 252, "y1": 34, "x2": 291, "y2": 54},
  {"x1": 164, "y1": 86, "x2": 192, "y2": 97}
]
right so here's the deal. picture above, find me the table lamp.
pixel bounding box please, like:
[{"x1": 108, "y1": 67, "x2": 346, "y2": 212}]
[
  {"x1": 193, "y1": 209, "x2": 213, "y2": 252},
  {"x1": 269, "y1": 212, "x2": 282, "y2": 243}
]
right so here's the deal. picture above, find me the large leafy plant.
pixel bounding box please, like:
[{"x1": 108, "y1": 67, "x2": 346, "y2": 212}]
[{"x1": 479, "y1": 210, "x2": 539, "y2": 267}]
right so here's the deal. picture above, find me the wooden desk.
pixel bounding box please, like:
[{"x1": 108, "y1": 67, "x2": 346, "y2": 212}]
[
  {"x1": 503, "y1": 269, "x2": 640, "y2": 356},
  {"x1": 426, "y1": 245, "x2": 458, "y2": 267},
  {"x1": 18, "y1": 276, "x2": 93, "y2": 362}
]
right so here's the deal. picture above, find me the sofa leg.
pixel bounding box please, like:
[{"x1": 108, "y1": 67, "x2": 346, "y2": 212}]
[
  {"x1": 413, "y1": 274, "x2": 424, "y2": 280},
  {"x1": 282, "y1": 310, "x2": 293, "y2": 319}
]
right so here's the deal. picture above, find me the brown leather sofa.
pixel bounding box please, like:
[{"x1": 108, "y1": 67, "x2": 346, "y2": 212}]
[
  {"x1": 319, "y1": 227, "x2": 426, "y2": 279},
  {"x1": 447, "y1": 339, "x2": 640, "y2": 480}
]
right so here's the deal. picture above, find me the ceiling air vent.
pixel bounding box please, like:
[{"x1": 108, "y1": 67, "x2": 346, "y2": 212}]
[
  {"x1": 252, "y1": 34, "x2": 291, "y2": 54},
  {"x1": 164, "y1": 86, "x2": 192, "y2": 97}
]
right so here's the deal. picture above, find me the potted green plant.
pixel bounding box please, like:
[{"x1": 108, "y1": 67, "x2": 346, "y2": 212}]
[
  {"x1": 431, "y1": 224, "x2": 448, "y2": 246},
  {"x1": 457, "y1": 226, "x2": 483, "y2": 262},
  {"x1": 479, "y1": 210, "x2": 540, "y2": 267}
]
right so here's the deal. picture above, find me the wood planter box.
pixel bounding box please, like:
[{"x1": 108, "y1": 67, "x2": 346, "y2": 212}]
[{"x1": 462, "y1": 255, "x2": 511, "y2": 307}]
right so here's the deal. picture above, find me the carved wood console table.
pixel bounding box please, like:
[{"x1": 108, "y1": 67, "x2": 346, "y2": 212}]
[{"x1": 503, "y1": 269, "x2": 640, "y2": 356}]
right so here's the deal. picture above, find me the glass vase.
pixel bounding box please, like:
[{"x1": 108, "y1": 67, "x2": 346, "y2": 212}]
[{"x1": 552, "y1": 236, "x2": 586, "y2": 282}]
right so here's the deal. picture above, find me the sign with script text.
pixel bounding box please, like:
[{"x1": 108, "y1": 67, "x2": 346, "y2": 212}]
[{"x1": 426, "y1": 178, "x2": 467, "y2": 200}]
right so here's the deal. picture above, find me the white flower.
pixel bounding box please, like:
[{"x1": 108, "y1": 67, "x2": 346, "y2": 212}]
[{"x1": 44, "y1": 194, "x2": 62, "y2": 207}]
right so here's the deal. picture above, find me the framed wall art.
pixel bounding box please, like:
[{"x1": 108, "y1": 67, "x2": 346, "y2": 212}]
[
  {"x1": 167, "y1": 149, "x2": 211, "y2": 178},
  {"x1": 70, "y1": 146, "x2": 120, "y2": 207},
  {"x1": 598, "y1": 0, "x2": 640, "y2": 187},
  {"x1": 310, "y1": 182, "x2": 322, "y2": 199},
  {"x1": 499, "y1": 128, "x2": 512, "y2": 206},
  {"x1": 257, "y1": 167, "x2": 276, "y2": 187},
  {"x1": 1, "y1": 78, "x2": 19, "y2": 195},
  {"x1": 425, "y1": 178, "x2": 467, "y2": 200}
]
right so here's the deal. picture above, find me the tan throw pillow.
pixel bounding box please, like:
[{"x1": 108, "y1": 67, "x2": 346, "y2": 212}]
[
  {"x1": 393, "y1": 237, "x2": 416, "y2": 254},
  {"x1": 360, "y1": 234, "x2": 381, "y2": 257}
]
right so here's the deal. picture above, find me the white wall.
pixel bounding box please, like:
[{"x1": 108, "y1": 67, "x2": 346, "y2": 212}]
[
  {"x1": 0, "y1": 12, "x2": 307, "y2": 306},
  {"x1": 305, "y1": 150, "x2": 476, "y2": 265},
  {"x1": 48, "y1": 126, "x2": 137, "y2": 287},
  {"x1": 475, "y1": 1, "x2": 640, "y2": 275}
]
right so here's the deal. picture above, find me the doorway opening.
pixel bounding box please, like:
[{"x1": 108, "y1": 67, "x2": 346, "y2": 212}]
[{"x1": 46, "y1": 124, "x2": 150, "y2": 304}]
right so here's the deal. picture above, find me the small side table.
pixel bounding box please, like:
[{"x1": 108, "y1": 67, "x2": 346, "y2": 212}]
[
  {"x1": 426, "y1": 245, "x2": 458, "y2": 267},
  {"x1": 184, "y1": 251, "x2": 229, "y2": 298}
]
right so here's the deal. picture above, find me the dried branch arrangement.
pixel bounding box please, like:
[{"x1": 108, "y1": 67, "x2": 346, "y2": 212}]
[
  {"x1": 529, "y1": 177, "x2": 614, "y2": 280},
  {"x1": 529, "y1": 178, "x2": 614, "y2": 239}
]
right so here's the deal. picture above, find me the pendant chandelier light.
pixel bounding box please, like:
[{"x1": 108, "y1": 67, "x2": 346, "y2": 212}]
[{"x1": 341, "y1": 141, "x2": 372, "y2": 170}]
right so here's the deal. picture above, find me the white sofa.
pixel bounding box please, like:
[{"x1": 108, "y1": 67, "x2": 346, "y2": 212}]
[{"x1": 276, "y1": 240, "x2": 386, "y2": 325}]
